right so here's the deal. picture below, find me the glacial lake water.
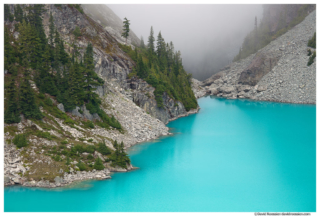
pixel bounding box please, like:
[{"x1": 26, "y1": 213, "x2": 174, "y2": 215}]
[{"x1": 4, "y1": 96, "x2": 316, "y2": 212}]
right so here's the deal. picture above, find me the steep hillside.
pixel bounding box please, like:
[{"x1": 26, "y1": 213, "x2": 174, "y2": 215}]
[
  {"x1": 233, "y1": 4, "x2": 315, "y2": 62},
  {"x1": 82, "y1": 4, "x2": 140, "y2": 46},
  {"x1": 4, "y1": 4, "x2": 197, "y2": 187},
  {"x1": 202, "y1": 10, "x2": 316, "y2": 104}
]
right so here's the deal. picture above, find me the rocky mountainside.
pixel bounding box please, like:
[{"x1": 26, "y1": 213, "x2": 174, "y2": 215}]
[
  {"x1": 82, "y1": 4, "x2": 140, "y2": 46},
  {"x1": 202, "y1": 10, "x2": 316, "y2": 104},
  {"x1": 262, "y1": 4, "x2": 316, "y2": 34},
  {"x1": 4, "y1": 4, "x2": 197, "y2": 188}
]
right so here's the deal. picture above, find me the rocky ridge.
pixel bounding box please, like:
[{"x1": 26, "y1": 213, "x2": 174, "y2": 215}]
[{"x1": 202, "y1": 10, "x2": 316, "y2": 104}]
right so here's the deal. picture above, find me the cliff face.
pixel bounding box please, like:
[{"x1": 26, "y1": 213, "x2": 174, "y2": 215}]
[
  {"x1": 43, "y1": 5, "x2": 134, "y2": 88},
  {"x1": 127, "y1": 78, "x2": 187, "y2": 124},
  {"x1": 202, "y1": 10, "x2": 316, "y2": 104}
]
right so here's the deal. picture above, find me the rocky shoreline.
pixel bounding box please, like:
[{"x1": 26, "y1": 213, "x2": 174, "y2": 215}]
[{"x1": 4, "y1": 92, "x2": 200, "y2": 188}]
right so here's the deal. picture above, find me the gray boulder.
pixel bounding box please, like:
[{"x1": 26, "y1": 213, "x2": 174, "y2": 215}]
[
  {"x1": 57, "y1": 103, "x2": 65, "y2": 113},
  {"x1": 4, "y1": 176, "x2": 10, "y2": 184},
  {"x1": 54, "y1": 176, "x2": 64, "y2": 184},
  {"x1": 219, "y1": 86, "x2": 235, "y2": 94},
  {"x1": 71, "y1": 106, "x2": 83, "y2": 118}
]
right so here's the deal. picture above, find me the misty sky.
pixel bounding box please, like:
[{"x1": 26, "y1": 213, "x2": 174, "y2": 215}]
[{"x1": 107, "y1": 4, "x2": 263, "y2": 80}]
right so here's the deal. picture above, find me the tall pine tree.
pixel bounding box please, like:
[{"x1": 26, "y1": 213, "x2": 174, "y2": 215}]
[
  {"x1": 19, "y1": 69, "x2": 42, "y2": 120},
  {"x1": 4, "y1": 78, "x2": 21, "y2": 124}
]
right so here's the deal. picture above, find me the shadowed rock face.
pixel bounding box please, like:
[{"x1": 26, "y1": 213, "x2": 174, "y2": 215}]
[
  {"x1": 201, "y1": 71, "x2": 224, "y2": 87},
  {"x1": 127, "y1": 78, "x2": 187, "y2": 124},
  {"x1": 238, "y1": 53, "x2": 280, "y2": 86}
]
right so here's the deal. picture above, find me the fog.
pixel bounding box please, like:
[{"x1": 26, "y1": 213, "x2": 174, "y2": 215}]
[{"x1": 107, "y1": 4, "x2": 263, "y2": 81}]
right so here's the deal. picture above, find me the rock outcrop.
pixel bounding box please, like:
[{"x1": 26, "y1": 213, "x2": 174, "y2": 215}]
[
  {"x1": 202, "y1": 10, "x2": 316, "y2": 104},
  {"x1": 126, "y1": 78, "x2": 189, "y2": 124}
]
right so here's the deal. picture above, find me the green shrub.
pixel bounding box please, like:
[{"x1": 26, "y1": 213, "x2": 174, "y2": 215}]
[
  {"x1": 127, "y1": 72, "x2": 137, "y2": 79},
  {"x1": 97, "y1": 142, "x2": 111, "y2": 155},
  {"x1": 12, "y1": 134, "x2": 28, "y2": 148},
  {"x1": 61, "y1": 150, "x2": 68, "y2": 155},
  {"x1": 85, "y1": 145, "x2": 95, "y2": 154},
  {"x1": 61, "y1": 140, "x2": 68, "y2": 145},
  {"x1": 76, "y1": 161, "x2": 87, "y2": 171},
  {"x1": 94, "y1": 157, "x2": 105, "y2": 170},
  {"x1": 307, "y1": 51, "x2": 316, "y2": 66},
  {"x1": 66, "y1": 156, "x2": 71, "y2": 165},
  {"x1": 87, "y1": 154, "x2": 94, "y2": 160},
  {"x1": 308, "y1": 32, "x2": 316, "y2": 48},
  {"x1": 307, "y1": 49, "x2": 312, "y2": 56},
  {"x1": 45, "y1": 97, "x2": 53, "y2": 106},
  {"x1": 88, "y1": 138, "x2": 93, "y2": 142},
  {"x1": 74, "y1": 144, "x2": 85, "y2": 153},
  {"x1": 64, "y1": 118, "x2": 75, "y2": 125},
  {"x1": 39, "y1": 101, "x2": 44, "y2": 107},
  {"x1": 36, "y1": 131, "x2": 52, "y2": 140},
  {"x1": 38, "y1": 93, "x2": 45, "y2": 99},
  {"x1": 73, "y1": 26, "x2": 81, "y2": 38},
  {"x1": 52, "y1": 155, "x2": 61, "y2": 162},
  {"x1": 83, "y1": 121, "x2": 94, "y2": 129}
]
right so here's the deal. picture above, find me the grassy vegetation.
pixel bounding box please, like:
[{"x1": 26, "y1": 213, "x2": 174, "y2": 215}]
[
  {"x1": 307, "y1": 51, "x2": 316, "y2": 66},
  {"x1": 308, "y1": 32, "x2": 316, "y2": 48}
]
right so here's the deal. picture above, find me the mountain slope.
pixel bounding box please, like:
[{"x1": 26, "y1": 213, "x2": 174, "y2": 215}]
[
  {"x1": 4, "y1": 4, "x2": 196, "y2": 187},
  {"x1": 82, "y1": 4, "x2": 140, "y2": 46},
  {"x1": 202, "y1": 10, "x2": 316, "y2": 104}
]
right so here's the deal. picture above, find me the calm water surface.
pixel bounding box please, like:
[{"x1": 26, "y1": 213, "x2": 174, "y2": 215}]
[{"x1": 4, "y1": 97, "x2": 316, "y2": 212}]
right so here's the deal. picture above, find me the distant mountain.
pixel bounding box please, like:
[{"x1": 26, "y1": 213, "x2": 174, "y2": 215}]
[{"x1": 82, "y1": 4, "x2": 140, "y2": 46}]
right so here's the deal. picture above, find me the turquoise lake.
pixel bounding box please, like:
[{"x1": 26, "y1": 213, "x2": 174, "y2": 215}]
[{"x1": 4, "y1": 97, "x2": 316, "y2": 212}]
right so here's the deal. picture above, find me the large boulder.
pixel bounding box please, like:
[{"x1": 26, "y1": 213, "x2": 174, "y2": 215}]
[
  {"x1": 54, "y1": 176, "x2": 64, "y2": 185},
  {"x1": 218, "y1": 86, "x2": 235, "y2": 94},
  {"x1": 238, "y1": 52, "x2": 280, "y2": 86},
  {"x1": 57, "y1": 103, "x2": 65, "y2": 113},
  {"x1": 4, "y1": 176, "x2": 10, "y2": 184}
]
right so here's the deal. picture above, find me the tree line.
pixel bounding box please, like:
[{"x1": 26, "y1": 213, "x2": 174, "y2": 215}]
[{"x1": 123, "y1": 27, "x2": 197, "y2": 111}]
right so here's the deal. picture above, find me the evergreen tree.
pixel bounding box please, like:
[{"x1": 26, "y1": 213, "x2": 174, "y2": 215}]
[
  {"x1": 137, "y1": 55, "x2": 148, "y2": 78},
  {"x1": 148, "y1": 26, "x2": 155, "y2": 57},
  {"x1": 4, "y1": 78, "x2": 21, "y2": 124},
  {"x1": 49, "y1": 12, "x2": 55, "y2": 46},
  {"x1": 19, "y1": 69, "x2": 42, "y2": 120},
  {"x1": 4, "y1": 4, "x2": 14, "y2": 22},
  {"x1": 4, "y1": 27, "x2": 16, "y2": 71},
  {"x1": 73, "y1": 26, "x2": 81, "y2": 38},
  {"x1": 121, "y1": 17, "x2": 130, "y2": 44},
  {"x1": 83, "y1": 43, "x2": 104, "y2": 102},
  {"x1": 18, "y1": 20, "x2": 42, "y2": 69},
  {"x1": 94, "y1": 157, "x2": 105, "y2": 170},
  {"x1": 14, "y1": 4, "x2": 24, "y2": 23},
  {"x1": 140, "y1": 36, "x2": 145, "y2": 48},
  {"x1": 26, "y1": 4, "x2": 47, "y2": 49},
  {"x1": 156, "y1": 31, "x2": 165, "y2": 58}
]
